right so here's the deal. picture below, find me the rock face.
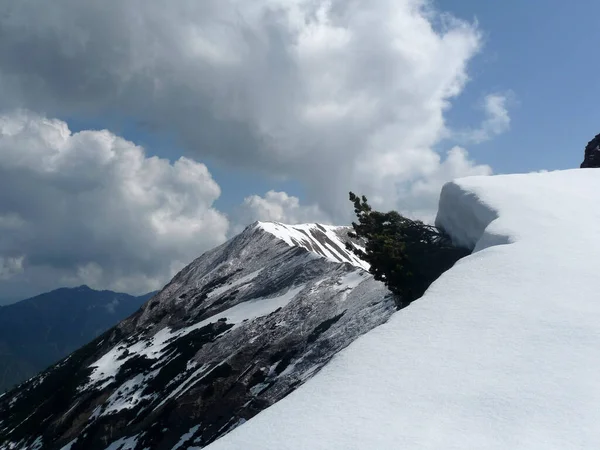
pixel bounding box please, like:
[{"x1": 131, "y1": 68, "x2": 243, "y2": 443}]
[
  {"x1": 0, "y1": 222, "x2": 394, "y2": 450},
  {"x1": 0, "y1": 287, "x2": 155, "y2": 392},
  {"x1": 580, "y1": 133, "x2": 600, "y2": 168}
]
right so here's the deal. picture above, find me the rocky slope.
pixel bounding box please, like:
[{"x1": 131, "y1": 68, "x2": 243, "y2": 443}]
[
  {"x1": 0, "y1": 222, "x2": 395, "y2": 450},
  {"x1": 0, "y1": 287, "x2": 154, "y2": 392}
]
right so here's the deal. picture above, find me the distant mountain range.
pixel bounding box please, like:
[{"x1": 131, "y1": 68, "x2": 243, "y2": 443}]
[{"x1": 0, "y1": 286, "x2": 155, "y2": 392}]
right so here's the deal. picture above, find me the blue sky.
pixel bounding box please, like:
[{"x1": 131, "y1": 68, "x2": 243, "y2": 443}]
[{"x1": 441, "y1": 0, "x2": 599, "y2": 173}]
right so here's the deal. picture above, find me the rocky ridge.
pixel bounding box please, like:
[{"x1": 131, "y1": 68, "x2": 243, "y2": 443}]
[{"x1": 0, "y1": 222, "x2": 394, "y2": 450}]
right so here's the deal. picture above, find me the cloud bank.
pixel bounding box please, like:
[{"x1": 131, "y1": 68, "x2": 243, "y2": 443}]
[
  {"x1": 0, "y1": 111, "x2": 227, "y2": 299},
  {"x1": 0, "y1": 0, "x2": 508, "y2": 298},
  {"x1": 234, "y1": 190, "x2": 331, "y2": 235}
]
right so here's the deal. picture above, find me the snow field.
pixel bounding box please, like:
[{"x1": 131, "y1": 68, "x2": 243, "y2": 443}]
[{"x1": 206, "y1": 170, "x2": 600, "y2": 449}]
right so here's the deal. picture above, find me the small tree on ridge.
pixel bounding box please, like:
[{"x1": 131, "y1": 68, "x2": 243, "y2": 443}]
[{"x1": 345, "y1": 192, "x2": 470, "y2": 308}]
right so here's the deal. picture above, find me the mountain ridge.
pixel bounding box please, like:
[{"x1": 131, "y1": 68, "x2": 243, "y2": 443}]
[{"x1": 0, "y1": 220, "x2": 395, "y2": 449}]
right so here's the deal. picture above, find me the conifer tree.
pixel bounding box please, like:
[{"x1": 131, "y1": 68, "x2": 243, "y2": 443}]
[{"x1": 346, "y1": 192, "x2": 469, "y2": 308}]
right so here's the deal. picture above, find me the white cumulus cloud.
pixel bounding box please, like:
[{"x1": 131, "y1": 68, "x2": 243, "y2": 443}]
[
  {"x1": 0, "y1": 0, "x2": 512, "y2": 297},
  {"x1": 457, "y1": 93, "x2": 512, "y2": 144},
  {"x1": 0, "y1": 0, "x2": 495, "y2": 219},
  {"x1": 0, "y1": 111, "x2": 228, "y2": 299},
  {"x1": 234, "y1": 190, "x2": 331, "y2": 233}
]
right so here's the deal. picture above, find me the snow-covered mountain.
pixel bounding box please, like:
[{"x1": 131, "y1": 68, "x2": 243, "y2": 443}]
[
  {"x1": 0, "y1": 222, "x2": 395, "y2": 450},
  {"x1": 207, "y1": 169, "x2": 600, "y2": 450},
  {"x1": 10, "y1": 168, "x2": 592, "y2": 450}
]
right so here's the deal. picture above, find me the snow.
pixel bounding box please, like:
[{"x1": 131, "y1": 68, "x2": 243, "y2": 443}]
[
  {"x1": 333, "y1": 270, "x2": 367, "y2": 292},
  {"x1": 193, "y1": 284, "x2": 305, "y2": 331},
  {"x1": 84, "y1": 328, "x2": 174, "y2": 390},
  {"x1": 152, "y1": 365, "x2": 211, "y2": 411},
  {"x1": 104, "y1": 435, "x2": 139, "y2": 450},
  {"x1": 206, "y1": 269, "x2": 263, "y2": 299},
  {"x1": 85, "y1": 285, "x2": 306, "y2": 390},
  {"x1": 59, "y1": 439, "x2": 77, "y2": 450},
  {"x1": 206, "y1": 170, "x2": 600, "y2": 449},
  {"x1": 3, "y1": 437, "x2": 44, "y2": 450},
  {"x1": 257, "y1": 222, "x2": 369, "y2": 270},
  {"x1": 172, "y1": 425, "x2": 200, "y2": 450},
  {"x1": 102, "y1": 371, "x2": 158, "y2": 415}
]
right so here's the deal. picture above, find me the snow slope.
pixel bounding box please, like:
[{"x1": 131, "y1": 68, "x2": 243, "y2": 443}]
[
  {"x1": 207, "y1": 169, "x2": 600, "y2": 449},
  {"x1": 257, "y1": 222, "x2": 370, "y2": 271}
]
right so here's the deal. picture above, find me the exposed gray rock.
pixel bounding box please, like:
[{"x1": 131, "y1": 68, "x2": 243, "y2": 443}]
[{"x1": 0, "y1": 222, "x2": 394, "y2": 450}]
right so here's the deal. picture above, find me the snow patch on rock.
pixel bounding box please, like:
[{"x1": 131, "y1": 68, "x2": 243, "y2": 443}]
[{"x1": 257, "y1": 222, "x2": 369, "y2": 271}]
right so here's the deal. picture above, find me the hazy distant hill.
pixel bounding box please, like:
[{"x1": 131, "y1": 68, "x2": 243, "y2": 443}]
[{"x1": 0, "y1": 285, "x2": 155, "y2": 391}]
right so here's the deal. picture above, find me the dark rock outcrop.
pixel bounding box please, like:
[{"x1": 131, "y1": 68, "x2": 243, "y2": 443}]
[{"x1": 580, "y1": 133, "x2": 600, "y2": 168}]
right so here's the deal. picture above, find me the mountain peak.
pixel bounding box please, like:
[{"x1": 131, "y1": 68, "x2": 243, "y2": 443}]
[
  {"x1": 255, "y1": 221, "x2": 369, "y2": 270},
  {"x1": 0, "y1": 216, "x2": 394, "y2": 449}
]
